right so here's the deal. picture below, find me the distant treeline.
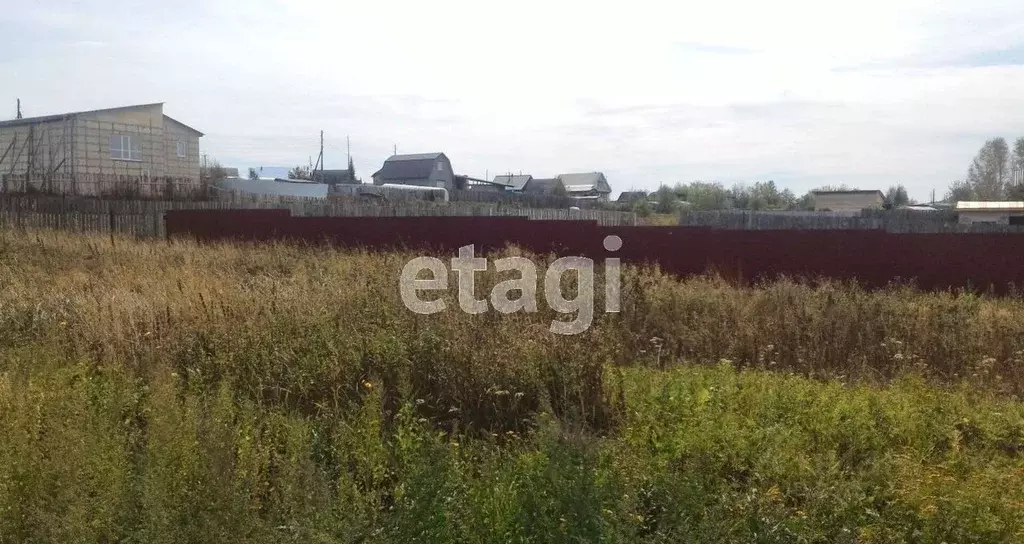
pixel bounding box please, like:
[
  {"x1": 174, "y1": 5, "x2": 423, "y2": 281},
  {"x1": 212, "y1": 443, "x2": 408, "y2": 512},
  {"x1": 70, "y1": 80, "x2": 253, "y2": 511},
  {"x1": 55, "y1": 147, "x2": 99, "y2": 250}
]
[{"x1": 624, "y1": 181, "x2": 912, "y2": 216}]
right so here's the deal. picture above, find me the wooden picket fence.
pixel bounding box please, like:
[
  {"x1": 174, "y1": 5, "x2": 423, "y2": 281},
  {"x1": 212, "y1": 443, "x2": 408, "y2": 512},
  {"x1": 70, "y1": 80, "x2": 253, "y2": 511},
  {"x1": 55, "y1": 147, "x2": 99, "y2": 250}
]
[{"x1": 0, "y1": 193, "x2": 637, "y2": 239}]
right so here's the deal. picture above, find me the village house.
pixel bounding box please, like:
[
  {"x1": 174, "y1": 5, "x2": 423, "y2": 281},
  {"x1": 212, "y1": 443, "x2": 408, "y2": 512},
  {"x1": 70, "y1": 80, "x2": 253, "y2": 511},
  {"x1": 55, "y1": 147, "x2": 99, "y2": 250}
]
[
  {"x1": 501, "y1": 172, "x2": 613, "y2": 201},
  {"x1": 0, "y1": 102, "x2": 202, "y2": 195},
  {"x1": 493, "y1": 174, "x2": 533, "y2": 192},
  {"x1": 557, "y1": 172, "x2": 612, "y2": 201},
  {"x1": 371, "y1": 152, "x2": 455, "y2": 190},
  {"x1": 522, "y1": 178, "x2": 564, "y2": 196},
  {"x1": 616, "y1": 190, "x2": 649, "y2": 204}
]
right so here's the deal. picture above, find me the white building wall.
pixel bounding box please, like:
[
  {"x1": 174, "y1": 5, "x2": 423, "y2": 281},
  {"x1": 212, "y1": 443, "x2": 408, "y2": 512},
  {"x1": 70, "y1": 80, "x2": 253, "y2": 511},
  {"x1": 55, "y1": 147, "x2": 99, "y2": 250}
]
[
  {"x1": 812, "y1": 193, "x2": 885, "y2": 212},
  {"x1": 958, "y1": 210, "x2": 1018, "y2": 224}
]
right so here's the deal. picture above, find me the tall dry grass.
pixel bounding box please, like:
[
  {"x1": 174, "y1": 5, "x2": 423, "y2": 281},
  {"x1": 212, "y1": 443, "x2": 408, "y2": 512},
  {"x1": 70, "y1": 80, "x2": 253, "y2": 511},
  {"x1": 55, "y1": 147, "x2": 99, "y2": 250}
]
[
  {"x1": 1, "y1": 228, "x2": 1023, "y2": 430},
  {"x1": 1, "y1": 228, "x2": 1024, "y2": 541}
]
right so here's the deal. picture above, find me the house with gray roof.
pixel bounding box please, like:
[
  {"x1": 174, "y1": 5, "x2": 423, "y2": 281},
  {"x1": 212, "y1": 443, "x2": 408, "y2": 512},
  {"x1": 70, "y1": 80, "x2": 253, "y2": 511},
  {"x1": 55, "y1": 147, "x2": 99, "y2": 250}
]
[
  {"x1": 522, "y1": 178, "x2": 564, "y2": 196},
  {"x1": 493, "y1": 174, "x2": 533, "y2": 191},
  {"x1": 557, "y1": 172, "x2": 612, "y2": 201},
  {"x1": 616, "y1": 190, "x2": 648, "y2": 203},
  {"x1": 371, "y1": 152, "x2": 454, "y2": 190},
  {"x1": 313, "y1": 168, "x2": 360, "y2": 185}
]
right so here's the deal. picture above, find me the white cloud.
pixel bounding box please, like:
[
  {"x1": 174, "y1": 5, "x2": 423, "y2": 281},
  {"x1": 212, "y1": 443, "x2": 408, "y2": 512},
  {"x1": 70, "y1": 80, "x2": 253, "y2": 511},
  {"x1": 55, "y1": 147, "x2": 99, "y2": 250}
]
[{"x1": 3, "y1": 0, "x2": 1024, "y2": 199}]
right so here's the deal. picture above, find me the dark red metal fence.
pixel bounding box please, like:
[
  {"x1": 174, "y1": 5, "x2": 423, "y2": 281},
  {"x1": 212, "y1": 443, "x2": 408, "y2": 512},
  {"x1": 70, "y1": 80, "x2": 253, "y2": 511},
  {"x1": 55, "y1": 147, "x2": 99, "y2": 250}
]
[{"x1": 165, "y1": 209, "x2": 1024, "y2": 292}]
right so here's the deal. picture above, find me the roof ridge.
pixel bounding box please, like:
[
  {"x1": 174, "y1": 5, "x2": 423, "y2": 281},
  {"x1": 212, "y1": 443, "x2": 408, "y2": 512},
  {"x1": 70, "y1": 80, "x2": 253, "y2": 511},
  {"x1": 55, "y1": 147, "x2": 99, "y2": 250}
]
[{"x1": 1, "y1": 102, "x2": 164, "y2": 123}]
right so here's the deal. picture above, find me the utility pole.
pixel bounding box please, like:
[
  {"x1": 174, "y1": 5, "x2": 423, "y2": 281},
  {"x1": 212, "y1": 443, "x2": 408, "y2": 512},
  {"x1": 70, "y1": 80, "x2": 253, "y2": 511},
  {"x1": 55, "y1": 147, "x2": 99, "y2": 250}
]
[
  {"x1": 16, "y1": 99, "x2": 22, "y2": 119},
  {"x1": 346, "y1": 135, "x2": 350, "y2": 163},
  {"x1": 319, "y1": 129, "x2": 324, "y2": 180},
  {"x1": 393, "y1": 144, "x2": 397, "y2": 156},
  {"x1": 26, "y1": 125, "x2": 34, "y2": 181}
]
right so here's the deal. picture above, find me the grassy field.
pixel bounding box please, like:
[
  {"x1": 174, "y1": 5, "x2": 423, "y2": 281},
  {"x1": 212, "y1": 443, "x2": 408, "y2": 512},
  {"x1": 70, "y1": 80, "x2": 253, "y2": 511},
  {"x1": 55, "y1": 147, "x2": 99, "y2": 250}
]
[{"x1": 0, "y1": 229, "x2": 1023, "y2": 543}]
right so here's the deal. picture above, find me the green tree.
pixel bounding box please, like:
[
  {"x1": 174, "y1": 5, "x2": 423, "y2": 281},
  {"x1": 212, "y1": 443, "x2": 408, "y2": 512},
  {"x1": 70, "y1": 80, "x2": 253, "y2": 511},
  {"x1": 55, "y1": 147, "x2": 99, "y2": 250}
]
[
  {"x1": 792, "y1": 192, "x2": 815, "y2": 210},
  {"x1": 945, "y1": 179, "x2": 974, "y2": 202},
  {"x1": 199, "y1": 159, "x2": 227, "y2": 184},
  {"x1": 780, "y1": 188, "x2": 797, "y2": 208},
  {"x1": 347, "y1": 156, "x2": 357, "y2": 182},
  {"x1": 814, "y1": 184, "x2": 855, "y2": 192},
  {"x1": 735, "y1": 180, "x2": 793, "y2": 210},
  {"x1": 288, "y1": 166, "x2": 312, "y2": 180},
  {"x1": 632, "y1": 198, "x2": 653, "y2": 217},
  {"x1": 963, "y1": 138, "x2": 1009, "y2": 199},
  {"x1": 248, "y1": 168, "x2": 259, "y2": 181},
  {"x1": 674, "y1": 181, "x2": 730, "y2": 210},
  {"x1": 883, "y1": 184, "x2": 911, "y2": 209},
  {"x1": 731, "y1": 183, "x2": 751, "y2": 210},
  {"x1": 1007, "y1": 183, "x2": 1024, "y2": 201},
  {"x1": 1012, "y1": 137, "x2": 1024, "y2": 188},
  {"x1": 654, "y1": 185, "x2": 679, "y2": 214}
]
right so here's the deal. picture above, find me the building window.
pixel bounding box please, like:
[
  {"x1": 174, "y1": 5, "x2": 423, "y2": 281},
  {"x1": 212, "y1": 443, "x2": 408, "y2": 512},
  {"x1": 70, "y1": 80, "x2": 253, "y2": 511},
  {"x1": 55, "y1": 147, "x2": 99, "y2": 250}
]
[
  {"x1": 436, "y1": 161, "x2": 443, "y2": 172},
  {"x1": 176, "y1": 140, "x2": 187, "y2": 158},
  {"x1": 109, "y1": 135, "x2": 141, "y2": 161}
]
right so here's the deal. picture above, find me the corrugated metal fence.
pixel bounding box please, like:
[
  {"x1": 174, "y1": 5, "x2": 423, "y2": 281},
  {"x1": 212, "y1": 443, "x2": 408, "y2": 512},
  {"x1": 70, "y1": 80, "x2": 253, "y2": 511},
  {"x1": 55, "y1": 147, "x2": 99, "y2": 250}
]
[
  {"x1": 678, "y1": 209, "x2": 1024, "y2": 233},
  {"x1": 166, "y1": 210, "x2": 1024, "y2": 293}
]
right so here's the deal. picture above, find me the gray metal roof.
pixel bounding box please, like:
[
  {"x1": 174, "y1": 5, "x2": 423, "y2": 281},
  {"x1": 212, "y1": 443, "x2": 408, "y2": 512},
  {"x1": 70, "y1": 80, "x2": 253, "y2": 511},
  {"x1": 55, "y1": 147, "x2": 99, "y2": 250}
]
[
  {"x1": 313, "y1": 169, "x2": 357, "y2": 183},
  {"x1": 0, "y1": 102, "x2": 163, "y2": 128},
  {"x1": 557, "y1": 172, "x2": 611, "y2": 193},
  {"x1": 373, "y1": 152, "x2": 447, "y2": 181},
  {"x1": 955, "y1": 201, "x2": 1024, "y2": 211},
  {"x1": 386, "y1": 152, "x2": 444, "y2": 161},
  {"x1": 523, "y1": 178, "x2": 562, "y2": 195},
  {"x1": 616, "y1": 190, "x2": 648, "y2": 202},
  {"x1": 493, "y1": 174, "x2": 532, "y2": 190}
]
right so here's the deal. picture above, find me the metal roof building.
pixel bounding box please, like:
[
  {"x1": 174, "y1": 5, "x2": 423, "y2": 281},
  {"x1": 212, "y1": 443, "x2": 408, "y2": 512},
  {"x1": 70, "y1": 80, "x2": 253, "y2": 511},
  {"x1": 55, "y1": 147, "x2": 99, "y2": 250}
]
[
  {"x1": 522, "y1": 178, "x2": 562, "y2": 195},
  {"x1": 556, "y1": 172, "x2": 612, "y2": 200},
  {"x1": 493, "y1": 174, "x2": 533, "y2": 191},
  {"x1": 955, "y1": 201, "x2": 1024, "y2": 224},
  {"x1": 810, "y1": 190, "x2": 885, "y2": 213},
  {"x1": 371, "y1": 152, "x2": 455, "y2": 190}
]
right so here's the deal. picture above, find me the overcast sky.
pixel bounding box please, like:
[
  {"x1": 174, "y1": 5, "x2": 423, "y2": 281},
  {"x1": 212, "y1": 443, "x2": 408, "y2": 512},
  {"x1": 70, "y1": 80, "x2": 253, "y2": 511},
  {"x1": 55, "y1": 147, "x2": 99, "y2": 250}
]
[{"x1": 4, "y1": 0, "x2": 1024, "y2": 199}]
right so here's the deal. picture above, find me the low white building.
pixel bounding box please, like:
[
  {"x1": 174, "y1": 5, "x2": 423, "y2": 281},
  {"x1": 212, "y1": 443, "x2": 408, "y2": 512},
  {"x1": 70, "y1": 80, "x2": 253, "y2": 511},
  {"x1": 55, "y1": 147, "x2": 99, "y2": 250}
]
[
  {"x1": 955, "y1": 201, "x2": 1024, "y2": 225},
  {"x1": 811, "y1": 190, "x2": 885, "y2": 213}
]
